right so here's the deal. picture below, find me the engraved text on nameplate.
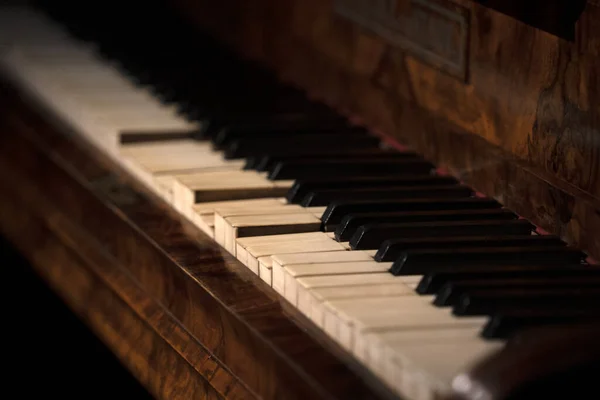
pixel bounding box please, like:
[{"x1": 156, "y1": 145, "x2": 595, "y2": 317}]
[{"x1": 334, "y1": 0, "x2": 470, "y2": 81}]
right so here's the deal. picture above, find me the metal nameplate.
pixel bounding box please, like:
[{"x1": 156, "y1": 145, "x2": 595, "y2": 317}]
[{"x1": 334, "y1": 0, "x2": 470, "y2": 81}]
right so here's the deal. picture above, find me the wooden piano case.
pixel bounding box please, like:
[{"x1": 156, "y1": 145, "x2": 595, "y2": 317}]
[{"x1": 1, "y1": 1, "x2": 600, "y2": 399}]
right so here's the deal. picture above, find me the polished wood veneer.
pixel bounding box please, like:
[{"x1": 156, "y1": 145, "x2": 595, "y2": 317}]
[
  {"x1": 170, "y1": 0, "x2": 600, "y2": 262},
  {"x1": 0, "y1": 79, "x2": 397, "y2": 399}
]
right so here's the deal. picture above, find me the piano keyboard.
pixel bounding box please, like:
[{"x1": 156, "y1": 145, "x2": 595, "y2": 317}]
[{"x1": 1, "y1": 4, "x2": 597, "y2": 400}]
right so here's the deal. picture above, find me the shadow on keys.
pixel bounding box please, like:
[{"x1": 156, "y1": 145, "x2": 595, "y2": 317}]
[{"x1": 447, "y1": 324, "x2": 600, "y2": 400}]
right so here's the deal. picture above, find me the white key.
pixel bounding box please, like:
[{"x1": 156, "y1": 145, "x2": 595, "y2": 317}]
[
  {"x1": 297, "y1": 273, "x2": 419, "y2": 325},
  {"x1": 120, "y1": 140, "x2": 241, "y2": 174},
  {"x1": 257, "y1": 257, "x2": 274, "y2": 283},
  {"x1": 214, "y1": 204, "x2": 310, "y2": 248},
  {"x1": 323, "y1": 295, "x2": 489, "y2": 351},
  {"x1": 194, "y1": 198, "x2": 288, "y2": 216},
  {"x1": 383, "y1": 336, "x2": 503, "y2": 399},
  {"x1": 283, "y1": 261, "x2": 393, "y2": 305},
  {"x1": 239, "y1": 237, "x2": 348, "y2": 275},
  {"x1": 355, "y1": 326, "x2": 484, "y2": 378},
  {"x1": 171, "y1": 170, "x2": 293, "y2": 218},
  {"x1": 271, "y1": 250, "x2": 375, "y2": 294}
]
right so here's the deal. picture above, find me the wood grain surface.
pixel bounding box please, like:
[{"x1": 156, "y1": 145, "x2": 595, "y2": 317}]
[{"x1": 169, "y1": 0, "x2": 600, "y2": 262}]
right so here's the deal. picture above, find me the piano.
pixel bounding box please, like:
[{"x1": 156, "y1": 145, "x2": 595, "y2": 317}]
[{"x1": 0, "y1": 0, "x2": 599, "y2": 398}]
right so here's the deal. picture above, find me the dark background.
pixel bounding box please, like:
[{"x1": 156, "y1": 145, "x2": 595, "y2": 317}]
[{"x1": 1, "y1": 235, "x2": 153, "y2": 399}]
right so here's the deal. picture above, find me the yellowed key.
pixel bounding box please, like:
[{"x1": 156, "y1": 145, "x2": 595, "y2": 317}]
[
  {"x1": 309, "y1": 283, "x2": 418, "y2": 328},
  {"x1": 383, "y1": 337, "x2": 502, "y2": 400},
  {"x1": 282, "y1": 261, "x2": 393, "y2": 305},
  {"x1": 214, "y1": 204, "x2": 308, "y2": 250},
  {"x1": 172, "y1": 170, "x2": 292, "y2": 217},
  {"x1": 257, "y1": 256, "x2": 273, "y2": 283},
  {"x1": 237, "y1": 232, "x2": 330, "y2": 247},
  {"x1": 323, "y1": 296, "x2": 488, "y2": 352},
  {"x1": 193, "y1": 198, "x2": 288, "y2": 215},
  {"x1": 271, "y1": 250, "x2": 374, "y2": 294},
  {"x1": 294, "y1": 274, "x2": 422, "y2": 327},
  {"x1": 354, "y1": 326, "x2": 483, "y2": 381},
  {"x1": 224, "y1": 213, "x2": 322, "y2": 254},
  {"x1": 119, "y1": 140, "x2": 216, "y2": 170},
  {"x1": 237, "y1": 236, "x2": 348, "y2": 279}
]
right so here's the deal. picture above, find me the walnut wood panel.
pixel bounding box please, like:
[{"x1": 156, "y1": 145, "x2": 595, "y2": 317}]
[
  {"x1": 0, "y1": 191, "x2": 229, "y2": 400},
  {"x1": 0, "y1": 80, "x2": 397, "y2": 399},
  {"x1": 170, "y1": 0, "x2": 600, "y2": 262}
]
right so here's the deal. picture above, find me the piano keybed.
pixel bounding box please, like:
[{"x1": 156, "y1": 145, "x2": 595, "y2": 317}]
[{"x1": 1, "y1": 4, "x2": 597, "y2": 399}]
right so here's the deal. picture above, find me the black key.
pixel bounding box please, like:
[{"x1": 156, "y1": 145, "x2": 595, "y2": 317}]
[
  {"x1": 376, "y1": 234, "x2": 562, "y2": 261},
  {"x1": 153, "y1": 84, "x2": 180, "y2": 103},
  {"x1": 177, "y1": 103, "x2": 213, "y2": 123},
  {"x1": 454, "y1": 287, "x2": 600, "y2": 316},
  {"x1": 321, "y1": 198, "x2": 502, "y2": 231},
  {"x1": 224, "y1": 133, "x2": 381, "y2": 159},
  {"x1": 416, "y1": 265, "x2": 600, "y2": 294},
  {"x1": 119, "y1": 129, "x2": 201, "y2": 144},
  {"x1": 338, "y1": 209, "x2": 517, "y2": 242},
  {"x1": 217, "y1": 111, "x2": 347, "y2": 130},
  {"x1": 351, "y1": 219, "x2": 534, "y2": 250},
  {"x1": 391, "y1": 246, "x2": 586, "y2": 275},
  {"x1": 213, "y1": 121, "x2": 363, "y2": 149},
  {"x1": 269, "y1": 158, "x2": 435, "y2": 180},
  {"x1": 434, "y1": 276, "x2": 600, "y2": 306},
  {"x1": 196, "y1": 111, "x2": 335, "y2": 140},
  {"x1": 246, "y1": 150, "x2": 397, "y2": 171},
  {"x1": 247, "y1": 148, "x2": 399, "y2": 171},
  {"x1": 301, "y1": 184, "x2": 473, "y2": 207},
  {"x1": 482, "y1": 311, "x2": 600, "y2": 339},
  {"x1": 287, "y1": 175, "x2": 458, "y2": 204}
]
